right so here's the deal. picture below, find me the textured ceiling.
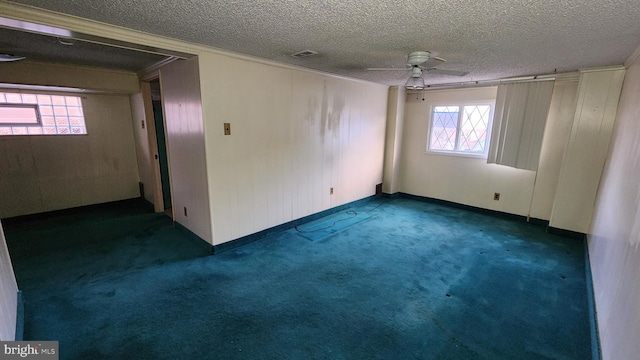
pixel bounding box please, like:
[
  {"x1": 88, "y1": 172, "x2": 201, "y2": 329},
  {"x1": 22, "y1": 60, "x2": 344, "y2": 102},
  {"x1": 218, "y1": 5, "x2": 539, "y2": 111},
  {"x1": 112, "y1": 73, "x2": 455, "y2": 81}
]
[
  {"x1": 4, "y1": 0, "x2": 640, "y2": 86},
  {"x1": 0, "y1": 27, "x2": 168, "y2": 72}
]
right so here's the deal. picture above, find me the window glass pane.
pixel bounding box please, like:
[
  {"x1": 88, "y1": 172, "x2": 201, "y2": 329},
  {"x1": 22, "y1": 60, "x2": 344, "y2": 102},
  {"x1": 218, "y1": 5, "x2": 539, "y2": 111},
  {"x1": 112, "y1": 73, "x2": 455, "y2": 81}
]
[
  {"x1": 51, "y1": 96, "x2": 66, "y2": 105},
  {"x1": 21, "y1": 94, "x2": 38, "y2": 104},
  {"x1": 39, "y1": 106, "x2": 53, "y2": 116},
  {"x1": 11, "y1": 127, "x2": 28, "y2": 135},
  {"x1": 430, "y1": 106, "x2": 459, "y2": 151},
  {"x1": 65, "y1": 97, "x2": 80, "y2": 106},
  {"x1": 69, "y1": 117, "x2": 84, "y2": 125},
  {"x1": 5, "y1": 93, "x2": 22, "y2": 103},
  {"x1": 37, "y1": 95, "x2": 52, "y2": 105},
  {"x1": 0, "y1": 92, "x2": 87, "y2": 136},
  {"x1": 0, "y1": 106, "x2": 39, "y2": 125},
  {"x1": 458, "y1": 105, "x2": 491, "y2": 153},
  {"x1": 67, "y1": 107, "x2": 83, "y2": 116},
  {"x1": 54, "y1": 106, "x2": 68, "y2": 116}
]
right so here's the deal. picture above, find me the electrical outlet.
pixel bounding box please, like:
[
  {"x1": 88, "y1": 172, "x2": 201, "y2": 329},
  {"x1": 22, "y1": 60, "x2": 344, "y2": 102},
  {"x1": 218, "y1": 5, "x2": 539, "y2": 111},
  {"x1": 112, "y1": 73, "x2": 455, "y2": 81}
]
[
  {"x1": 494, "y1": 192, "x2": 500, "y2": 201},
  {"x1": 330, "y1": 187, "x2": 334, "y2": 195},
  {"x1": 184, "y1": 207, "x2": 188, "y2": 217},
  {"x1": 223, "y1": 123, "x2": 231, "y2": 135}
]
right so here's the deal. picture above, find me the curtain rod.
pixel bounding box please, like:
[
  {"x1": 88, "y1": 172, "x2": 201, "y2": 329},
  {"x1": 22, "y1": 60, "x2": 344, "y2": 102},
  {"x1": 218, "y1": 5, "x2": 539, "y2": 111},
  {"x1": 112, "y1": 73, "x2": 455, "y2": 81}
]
[{"x1": 407, "y1": 74, "x2": 558, "y2": 92}]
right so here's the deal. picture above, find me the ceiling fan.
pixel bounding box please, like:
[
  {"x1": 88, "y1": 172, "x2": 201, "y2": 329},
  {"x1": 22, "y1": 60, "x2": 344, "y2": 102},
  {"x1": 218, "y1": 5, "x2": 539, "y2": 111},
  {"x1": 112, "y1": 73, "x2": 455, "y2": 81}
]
[
  {"x1": 367, "y1": 51, "x2": 468, "y2": 89},
  {"x1": 0, "y1": 53, "x2": 25, "y2": 62}
]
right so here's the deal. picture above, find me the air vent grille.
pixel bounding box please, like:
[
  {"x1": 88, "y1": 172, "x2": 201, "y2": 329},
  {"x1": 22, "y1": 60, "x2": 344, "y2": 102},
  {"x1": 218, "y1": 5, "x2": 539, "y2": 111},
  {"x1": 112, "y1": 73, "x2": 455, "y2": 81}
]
[{"x1": 290, "y1": 49, "x2": 318, "y2": 58}]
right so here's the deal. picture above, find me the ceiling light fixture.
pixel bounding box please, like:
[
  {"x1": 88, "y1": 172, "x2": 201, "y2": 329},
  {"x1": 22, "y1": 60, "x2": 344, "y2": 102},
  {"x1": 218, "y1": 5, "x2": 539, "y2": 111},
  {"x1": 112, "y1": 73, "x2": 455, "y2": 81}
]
[
  {"x1": 405, "y1": 67, "x2": 425, "y2": 90},
  {"x1": 0, "y1": 54, "x2": 25, "y2": 62}
]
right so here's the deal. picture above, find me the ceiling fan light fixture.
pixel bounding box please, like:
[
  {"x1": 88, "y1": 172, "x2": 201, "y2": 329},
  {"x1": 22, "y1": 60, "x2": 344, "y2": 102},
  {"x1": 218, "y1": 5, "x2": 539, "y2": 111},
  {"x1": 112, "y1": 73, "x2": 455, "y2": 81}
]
[
  {"x1": 0, "y1": 53, "x2": 26, "y2": 62},
  {"x1": 405, "y1": 76, "x2": 425, "y2": 90}
]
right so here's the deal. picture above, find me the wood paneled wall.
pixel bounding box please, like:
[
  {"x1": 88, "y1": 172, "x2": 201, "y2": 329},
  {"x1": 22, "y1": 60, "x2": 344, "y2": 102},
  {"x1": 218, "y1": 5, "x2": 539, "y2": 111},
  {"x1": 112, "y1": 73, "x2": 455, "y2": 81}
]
[{"x1": 199, "y1": 53, "x2": 388, "y2": 245}]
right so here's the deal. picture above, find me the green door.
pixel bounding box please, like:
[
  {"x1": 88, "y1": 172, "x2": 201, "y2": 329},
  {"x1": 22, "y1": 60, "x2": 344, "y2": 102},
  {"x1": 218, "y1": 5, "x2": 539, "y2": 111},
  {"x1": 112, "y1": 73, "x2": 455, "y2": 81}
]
[{"x1": 152, "y1": 100, "x2": 172, "y2": 211}]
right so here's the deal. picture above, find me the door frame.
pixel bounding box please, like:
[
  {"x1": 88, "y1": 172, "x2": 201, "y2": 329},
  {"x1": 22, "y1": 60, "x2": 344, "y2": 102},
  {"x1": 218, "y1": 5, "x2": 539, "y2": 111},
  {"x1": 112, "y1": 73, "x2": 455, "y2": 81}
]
[{"x1": 140, "y1": 77, "x2": 172, "y2": 216}]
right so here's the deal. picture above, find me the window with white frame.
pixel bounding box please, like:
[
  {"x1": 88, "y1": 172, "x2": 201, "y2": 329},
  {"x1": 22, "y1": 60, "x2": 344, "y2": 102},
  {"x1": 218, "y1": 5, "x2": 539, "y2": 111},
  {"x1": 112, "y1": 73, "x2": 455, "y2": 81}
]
[
  {"x1": 427, "y1": 103, "x2": 494, "y2": 156},
  {"x1": 0, "y1": 92, "x2": 87, "y2": 136}
]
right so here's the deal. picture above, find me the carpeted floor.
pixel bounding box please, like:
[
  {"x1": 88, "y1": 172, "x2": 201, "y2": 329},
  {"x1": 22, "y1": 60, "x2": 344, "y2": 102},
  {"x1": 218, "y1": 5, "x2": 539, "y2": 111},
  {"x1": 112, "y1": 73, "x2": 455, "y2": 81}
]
[{"x1": 4, "y1": 197, "x2": 591, "y2": 359}]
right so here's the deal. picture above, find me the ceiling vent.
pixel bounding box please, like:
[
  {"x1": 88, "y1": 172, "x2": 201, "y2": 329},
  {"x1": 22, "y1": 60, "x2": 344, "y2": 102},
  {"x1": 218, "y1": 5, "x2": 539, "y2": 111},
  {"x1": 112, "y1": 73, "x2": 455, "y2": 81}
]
[{"x1": 290, "y1": 49, "x2": 318, "y2": 58}]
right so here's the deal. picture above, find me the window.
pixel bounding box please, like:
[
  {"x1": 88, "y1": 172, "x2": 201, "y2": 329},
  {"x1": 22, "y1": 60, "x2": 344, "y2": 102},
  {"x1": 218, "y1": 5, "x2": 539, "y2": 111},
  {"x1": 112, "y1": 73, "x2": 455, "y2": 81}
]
[
  {"x1": 0, "y1": 104, "x2": 40, "y2": 126},
  {"x1": 0, "y1": 92, "x2": 87, "y2": 136},
  {"x1": 427, "y1": 104, "x2": 493, "y2": 156}
]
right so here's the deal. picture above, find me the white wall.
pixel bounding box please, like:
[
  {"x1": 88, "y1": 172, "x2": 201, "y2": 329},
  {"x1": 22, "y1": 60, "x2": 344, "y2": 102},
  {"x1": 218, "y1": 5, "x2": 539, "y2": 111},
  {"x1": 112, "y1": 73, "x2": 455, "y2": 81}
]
[
  {"x1": 160, "y1": 58, "x2": 213, "y2": 243},
  {"x1": 199, "y1": 53, "x2": 388, "y2": 245},
  {"x1": 0, "y1": 61, "x2": 139, "y2": 94},
  {"x1": 0, "y1": 221, "x2": 18, "y2": 341},
  {"x1": 588, "y1": 49, "x2": 640, "y2": 360},
  {"x1": 399, "y1": 87, "x2": 538, "y2": 216},
  {"x1": 0, "y1": 93, "x2": 141, "y2": 218}
]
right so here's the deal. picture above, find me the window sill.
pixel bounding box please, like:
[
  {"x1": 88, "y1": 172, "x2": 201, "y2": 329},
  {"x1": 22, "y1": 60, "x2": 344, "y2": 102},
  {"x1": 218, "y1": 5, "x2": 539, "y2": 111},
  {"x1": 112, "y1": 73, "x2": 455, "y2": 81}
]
[{"x1": 424, "y1": 150, "x2": 488, "y2": 159}]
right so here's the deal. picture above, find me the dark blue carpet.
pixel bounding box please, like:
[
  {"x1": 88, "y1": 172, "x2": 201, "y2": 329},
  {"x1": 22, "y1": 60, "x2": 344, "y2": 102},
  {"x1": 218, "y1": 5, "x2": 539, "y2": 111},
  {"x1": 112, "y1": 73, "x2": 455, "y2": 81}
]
[
  {"x1": 293, "y1": 209, "x2": 373, "y2": 241},
  {"x1": 4, "y1": 197, "x2": 590, "y2": 359}
]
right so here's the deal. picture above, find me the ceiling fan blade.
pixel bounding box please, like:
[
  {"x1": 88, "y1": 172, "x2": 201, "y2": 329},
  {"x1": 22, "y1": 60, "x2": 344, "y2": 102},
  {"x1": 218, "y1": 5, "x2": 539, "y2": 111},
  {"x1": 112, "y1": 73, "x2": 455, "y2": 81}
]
[
  {"x1": 366, "y1": 67, "x2": 411, "y2": 71},
  {"x1": 426, "y1": 68, "x2": 468, "y2": 76},
  {"x1": 432, "y1": 56, "x2": 447, "y2": 62},
  {"x1": 0, "y1": 53, "x2": 26, "y2": 62}
]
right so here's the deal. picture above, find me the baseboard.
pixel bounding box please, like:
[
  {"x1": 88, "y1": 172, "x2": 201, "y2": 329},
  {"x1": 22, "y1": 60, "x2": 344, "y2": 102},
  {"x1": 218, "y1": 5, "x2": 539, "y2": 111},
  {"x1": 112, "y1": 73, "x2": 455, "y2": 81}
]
[
  {"x1": 173, "y1": 222, "x2": 215, "y2": 255},
  {"x1": 212, "y1": 195, "x2": 377, "y2": 254},
  {"x1": 548, "y1": 226, "x2": 587, "y2": 240},
  {"x1": 15, "y1": 290, "x2": 23, "y2": 341},
  {"x1": 395, "y1": 193, "x2": 549, "y2": 226},
  {"x1": 584, "y1": 237, "x2": 602, "y2": 360},
  {"x1": 1, "y1": 197, "x2": 149, "y2": 225},
  {"x1": 142, "y1": 198, "x2": 155, "y2": 212},
  {"x1": 381, "y1": 192, "x2": 402, "y2": 199}
]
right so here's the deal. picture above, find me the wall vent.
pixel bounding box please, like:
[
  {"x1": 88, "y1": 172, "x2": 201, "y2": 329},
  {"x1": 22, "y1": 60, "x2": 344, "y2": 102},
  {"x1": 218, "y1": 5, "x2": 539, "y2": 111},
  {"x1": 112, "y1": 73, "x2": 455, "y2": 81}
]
[{"x1": 290, "y1": 49, "x2": 318, "y2": 58}]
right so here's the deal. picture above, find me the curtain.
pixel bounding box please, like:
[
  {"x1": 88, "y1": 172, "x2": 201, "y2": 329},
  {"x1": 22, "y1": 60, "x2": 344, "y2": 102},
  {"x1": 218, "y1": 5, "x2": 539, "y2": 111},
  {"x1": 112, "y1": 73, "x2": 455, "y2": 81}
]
[{"x1": 487, "y1": 81, "x2": 554, "y2": 171}]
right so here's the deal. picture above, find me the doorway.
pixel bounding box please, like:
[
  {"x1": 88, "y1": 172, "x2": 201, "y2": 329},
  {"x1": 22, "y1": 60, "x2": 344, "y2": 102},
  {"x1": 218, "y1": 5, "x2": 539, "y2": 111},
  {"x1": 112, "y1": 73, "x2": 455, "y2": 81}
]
[{"x1": 149, "y1": 79, "x2": 172, "y2": 216}]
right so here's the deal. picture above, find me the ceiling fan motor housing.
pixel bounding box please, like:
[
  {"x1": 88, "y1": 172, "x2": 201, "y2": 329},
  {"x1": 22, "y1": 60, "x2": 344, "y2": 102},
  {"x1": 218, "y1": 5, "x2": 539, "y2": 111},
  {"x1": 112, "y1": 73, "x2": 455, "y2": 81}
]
[{"x1": 407, "y1": 51, "x2": 432, "y2": 66}]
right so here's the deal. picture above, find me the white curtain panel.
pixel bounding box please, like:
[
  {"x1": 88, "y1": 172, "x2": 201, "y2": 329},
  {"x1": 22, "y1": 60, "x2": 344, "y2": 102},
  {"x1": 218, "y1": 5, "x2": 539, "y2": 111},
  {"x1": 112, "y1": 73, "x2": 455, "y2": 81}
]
[{"x1": 487, "y1": 81, "x2": 554, "y2": 171}]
